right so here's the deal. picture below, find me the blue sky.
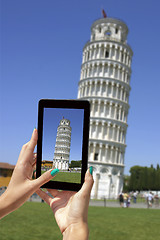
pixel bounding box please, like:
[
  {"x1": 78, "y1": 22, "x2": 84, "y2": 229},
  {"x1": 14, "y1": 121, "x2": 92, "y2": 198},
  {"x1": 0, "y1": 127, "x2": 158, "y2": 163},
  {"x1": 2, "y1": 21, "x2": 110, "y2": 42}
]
[
  {"x1": 42, "y1": 108, "x2": 84, "y2": 161},
  {"x1": 1, "y1": 0, "x2": 160, "y2": 174}
]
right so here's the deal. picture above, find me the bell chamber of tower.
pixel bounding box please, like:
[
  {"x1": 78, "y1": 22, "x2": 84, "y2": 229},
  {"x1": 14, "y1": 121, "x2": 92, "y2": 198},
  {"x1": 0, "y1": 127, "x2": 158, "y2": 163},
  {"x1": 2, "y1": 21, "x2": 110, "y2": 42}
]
[{"x1": 77, "y1": 17, "x2": 133, "y2": 199}]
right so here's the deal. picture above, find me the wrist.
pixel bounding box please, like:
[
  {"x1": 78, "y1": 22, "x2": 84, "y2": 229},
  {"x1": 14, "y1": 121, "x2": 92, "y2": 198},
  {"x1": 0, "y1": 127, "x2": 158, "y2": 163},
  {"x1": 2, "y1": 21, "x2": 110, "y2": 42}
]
[{"x1": 63, "y1": 222, "x2": 89, "y2": 240}]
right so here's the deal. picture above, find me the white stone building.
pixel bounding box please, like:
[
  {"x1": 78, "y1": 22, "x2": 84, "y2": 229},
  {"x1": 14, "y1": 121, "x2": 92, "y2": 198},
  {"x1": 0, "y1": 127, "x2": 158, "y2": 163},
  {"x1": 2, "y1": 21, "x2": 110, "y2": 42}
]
[
  {"x1": 53, "y1": 118, "x2": 71, "y2": 170},
  {"x1": 77, "y1": 17, "x2": 133, "y2": 199}
]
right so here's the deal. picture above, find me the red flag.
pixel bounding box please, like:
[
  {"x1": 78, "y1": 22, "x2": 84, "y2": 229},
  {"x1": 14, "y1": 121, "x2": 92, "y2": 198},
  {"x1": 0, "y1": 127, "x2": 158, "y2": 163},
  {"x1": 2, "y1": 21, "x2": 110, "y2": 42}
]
[{"x1": 102, "y1": 9, "x2": 107, "y2": 18}]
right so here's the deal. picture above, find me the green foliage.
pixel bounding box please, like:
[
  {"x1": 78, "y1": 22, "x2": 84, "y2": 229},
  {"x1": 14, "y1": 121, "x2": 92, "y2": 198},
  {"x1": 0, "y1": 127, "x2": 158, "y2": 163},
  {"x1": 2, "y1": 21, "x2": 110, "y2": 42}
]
[
  {"x1": 1, "y1": 203, "x2": 160, "y2": 240},
  {"x1": 69, "y1": 160, "x2": 82, "y2": 168},
  {"x1": 123, "y1": 175, "x2": 130, "y2": 192},
  {"x1": 128, "y1": 165, "x2": 160, "y2": 191}
]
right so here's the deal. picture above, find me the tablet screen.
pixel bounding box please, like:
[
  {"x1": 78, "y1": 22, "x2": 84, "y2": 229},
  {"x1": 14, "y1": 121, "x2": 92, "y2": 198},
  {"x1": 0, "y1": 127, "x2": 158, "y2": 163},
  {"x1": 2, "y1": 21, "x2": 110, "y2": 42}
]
[
  {"x1": 37, "y1": 99, "x2": 90, "y2": 191},
  {"x1": 42, "y1": 108, "x2": 84, "y2": 184}
]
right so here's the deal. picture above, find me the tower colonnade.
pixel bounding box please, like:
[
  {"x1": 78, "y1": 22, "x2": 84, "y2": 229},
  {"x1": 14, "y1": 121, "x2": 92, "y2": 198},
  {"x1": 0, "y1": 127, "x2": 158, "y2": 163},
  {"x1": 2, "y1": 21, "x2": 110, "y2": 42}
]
[
  {"x1": 78, "y1": 79, "x2": 130, "y2": 103},
  {"x1": 80, "y1": 98, "x2": 129, "y2": 123},
  {"x1": 77, "y1": 17, "x2": 133, "y2": 199},
  {"x1": 89, "y1": 141, "x2": 125, "y2": 165},
  {"x1": 80, "y1": 62, "x2": 131, "y2": 84},
  {"x1": 89, "y1": 120, "x2": 127, "y2": 144},
  {"x1": 82, "y1": 42, "x2": 132, "y2": 67}
]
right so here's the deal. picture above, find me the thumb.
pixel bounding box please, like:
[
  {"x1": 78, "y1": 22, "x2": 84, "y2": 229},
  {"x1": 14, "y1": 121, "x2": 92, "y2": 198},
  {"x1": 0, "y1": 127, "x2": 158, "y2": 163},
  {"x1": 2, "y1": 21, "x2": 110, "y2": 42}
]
[
  {"x1": 32, "y1": 168, "x2": 59, "y2": 189},
  {"x1": 79, "y1": 168, "x2": 94, "y2": 197}
]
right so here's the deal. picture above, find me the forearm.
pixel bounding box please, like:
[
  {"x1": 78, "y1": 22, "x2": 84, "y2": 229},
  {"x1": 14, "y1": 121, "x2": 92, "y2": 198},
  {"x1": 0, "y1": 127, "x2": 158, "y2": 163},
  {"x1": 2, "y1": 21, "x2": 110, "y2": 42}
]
[
  {"x1": 0, "y1": 189, "x2": 19, "y2": 219},
  {"x1": 63, "y1": 222, "x2": 89, "y2": 240},
  {"x1": 0, "y1": 191, "x2": 11, "y2": 219}
]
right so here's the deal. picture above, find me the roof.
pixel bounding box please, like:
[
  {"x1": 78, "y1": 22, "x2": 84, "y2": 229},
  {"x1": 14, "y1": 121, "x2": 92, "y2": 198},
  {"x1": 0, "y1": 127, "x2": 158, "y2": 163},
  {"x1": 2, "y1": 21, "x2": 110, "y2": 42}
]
[
  {"x1": 91, "y1": 18, "x2": 128, "y2": 33},
  {"x1": 0, "y1": 162, "x2": 15, "y2": 170},
  {"x1": 42, "y1": 160, "x2": 53, "y2": 163}
]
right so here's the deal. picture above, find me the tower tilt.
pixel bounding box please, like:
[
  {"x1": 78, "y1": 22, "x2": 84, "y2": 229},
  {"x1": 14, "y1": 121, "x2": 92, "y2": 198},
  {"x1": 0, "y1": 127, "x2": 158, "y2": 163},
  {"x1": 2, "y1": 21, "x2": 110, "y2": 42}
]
[{"x1": 77, "y1": 16, "x2": 133, "y2": 199}]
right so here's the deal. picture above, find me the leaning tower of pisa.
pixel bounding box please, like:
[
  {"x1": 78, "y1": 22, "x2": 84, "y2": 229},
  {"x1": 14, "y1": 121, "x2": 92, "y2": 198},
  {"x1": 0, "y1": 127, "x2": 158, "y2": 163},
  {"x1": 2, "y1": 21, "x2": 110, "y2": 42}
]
[
  {"x1": 77, "y1": 17, "x2": 133, "y2": 199},
  {"x1": 53, "y1": 118, "x2": 72, "y2": 170}
]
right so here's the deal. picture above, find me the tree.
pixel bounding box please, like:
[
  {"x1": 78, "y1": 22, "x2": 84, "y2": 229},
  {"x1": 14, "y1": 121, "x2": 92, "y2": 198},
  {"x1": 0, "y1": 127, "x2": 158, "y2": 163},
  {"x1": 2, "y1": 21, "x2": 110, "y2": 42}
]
[
  {"x1": 155, "y1": 167, "x2": 160, "y2": 190},
  {"x1": 128, "y1": 164, "x2": 160, "y2": 191},
  {"x1": 129, "y1": 166, "x2": 142, "y2": 191},
  {"x1": 69, "y1": 160, "x2": 82, "y2": 168},
  {"x1": 123, "y1": 175, "x2": 130, "y2": 192}
]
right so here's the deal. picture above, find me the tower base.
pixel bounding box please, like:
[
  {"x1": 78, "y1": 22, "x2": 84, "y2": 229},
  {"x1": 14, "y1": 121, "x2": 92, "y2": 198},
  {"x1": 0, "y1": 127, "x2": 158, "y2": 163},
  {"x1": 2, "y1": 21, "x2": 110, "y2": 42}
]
[
  {"x1": 53, "y1": 159, "x2": 69, "y2": 170},
  {"x1": 88, "y1": 161, "x2": 124, "y2": 199}
]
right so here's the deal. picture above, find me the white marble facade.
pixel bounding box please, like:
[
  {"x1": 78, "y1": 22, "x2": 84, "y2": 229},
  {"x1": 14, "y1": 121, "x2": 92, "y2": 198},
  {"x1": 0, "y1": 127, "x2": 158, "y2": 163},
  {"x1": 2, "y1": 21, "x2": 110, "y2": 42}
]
[
  {"x1": 53, "y1": 118, "x2": 71, "y2": 170},
  {"x1": 77, "y1": 17, "x2": 133, "y2": 199}
]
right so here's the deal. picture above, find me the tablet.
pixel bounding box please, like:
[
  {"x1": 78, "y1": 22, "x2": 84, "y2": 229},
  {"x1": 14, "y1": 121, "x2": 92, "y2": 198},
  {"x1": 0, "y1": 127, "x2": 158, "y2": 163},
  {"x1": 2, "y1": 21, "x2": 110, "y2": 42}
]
[{"x1": 36, "y1": 99, "x2": 90, "y2": 191}]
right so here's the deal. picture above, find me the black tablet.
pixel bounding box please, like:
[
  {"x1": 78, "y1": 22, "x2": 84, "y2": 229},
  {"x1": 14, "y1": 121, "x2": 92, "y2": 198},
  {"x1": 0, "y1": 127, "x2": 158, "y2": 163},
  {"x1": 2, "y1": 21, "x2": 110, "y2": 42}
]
[{"x1": 36, "y1": 99, "x2": 90, "y2": 191}]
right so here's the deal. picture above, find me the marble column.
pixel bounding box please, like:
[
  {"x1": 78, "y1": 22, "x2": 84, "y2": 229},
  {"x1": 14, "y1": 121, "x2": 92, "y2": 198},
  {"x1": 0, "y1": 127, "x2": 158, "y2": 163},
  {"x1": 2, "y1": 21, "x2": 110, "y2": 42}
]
[{"x1": 94, "y1": 173, "x2": 100, "y2": 199}]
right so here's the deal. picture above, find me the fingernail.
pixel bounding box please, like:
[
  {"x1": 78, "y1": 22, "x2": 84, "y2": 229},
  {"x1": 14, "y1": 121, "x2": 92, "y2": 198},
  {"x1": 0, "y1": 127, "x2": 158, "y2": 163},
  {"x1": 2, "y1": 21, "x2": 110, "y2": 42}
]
[
  {"x1": 32, "y1": 128, "x2": 36, "y2": 135},
  {"x1": 50, "y1": 168, "x2": 59, "y2": 177},
  {"x1": 89, "y1": 166, "x2": 93, "y2": 175}
]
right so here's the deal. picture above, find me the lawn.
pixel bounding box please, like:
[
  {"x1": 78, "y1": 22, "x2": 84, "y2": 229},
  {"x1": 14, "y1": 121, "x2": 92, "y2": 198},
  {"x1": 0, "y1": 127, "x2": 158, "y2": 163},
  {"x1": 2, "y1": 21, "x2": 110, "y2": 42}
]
[
  {"x1": 42, "y1": 170, "x2": 81, "y2": 183},
  {"x1": 0, "y1": 202, "x2": 160, "y2": 240}
]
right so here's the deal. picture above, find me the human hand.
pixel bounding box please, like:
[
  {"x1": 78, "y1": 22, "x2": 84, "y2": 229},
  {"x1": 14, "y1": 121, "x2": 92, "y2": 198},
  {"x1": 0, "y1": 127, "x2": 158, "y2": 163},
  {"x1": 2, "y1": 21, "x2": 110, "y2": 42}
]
[
  {"x1": 0, "y1": 129, "x2": 59, "y2": 219},
  {"x1": 36, "y1": 167, "x2": 94, "y2": 240}
]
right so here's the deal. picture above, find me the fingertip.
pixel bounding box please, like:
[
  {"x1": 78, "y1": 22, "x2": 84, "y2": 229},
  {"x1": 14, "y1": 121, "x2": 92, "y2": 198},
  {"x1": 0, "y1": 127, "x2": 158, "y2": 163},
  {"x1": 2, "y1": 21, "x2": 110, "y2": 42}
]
[
  {"x1": 32, "y1": 128, "x2": 38, "y2": 141},
  {"x1": 50, "y1": 168, "x2": 59, "y2": 177},
  {"x1": 84, "y1": 168, "x2": 94, "y2": 186},
  {"x1": 86, "y1": 167, "x2": 93, "y2": 177},
  {"x1": 28, "y1": 129, "x2": 38, "y2": 151},
  {"x1": 79, "y1": 171, "x2": 94, "y2": 198},
  {"x1": 89, "y1": 166, "x2": 93, "y2": 175}
]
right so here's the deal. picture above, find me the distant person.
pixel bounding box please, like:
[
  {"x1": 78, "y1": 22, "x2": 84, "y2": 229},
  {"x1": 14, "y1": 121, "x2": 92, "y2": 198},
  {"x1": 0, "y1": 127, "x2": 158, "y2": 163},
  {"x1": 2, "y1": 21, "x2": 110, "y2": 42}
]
[
  {"x1": 133, "y1": 191, "x2": 137, "y2": 203},
  {"x1": 123, "y1": 192, "x2": 128, "y2": 208},
  {"x1": 0, "y1": 129, "x2": 94, "y2": 240},
  {"x1": 147, "y1": 192, "x2": 153, "y2": 208},
  {"x1": 119, "y1": 192, "x2": 124, "y2": 207},
  {"x1": 127, "y1": 195, "x2": 131, "y2": 208}
]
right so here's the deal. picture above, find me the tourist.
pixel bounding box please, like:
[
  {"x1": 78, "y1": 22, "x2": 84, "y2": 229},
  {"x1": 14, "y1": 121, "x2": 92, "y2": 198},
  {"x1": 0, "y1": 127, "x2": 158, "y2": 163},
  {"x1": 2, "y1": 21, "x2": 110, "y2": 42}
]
[
  {"x1": 133, "y1": 191, "x2": 137, "y2": 203},
  {"x1": 147, "y1": 192, "x2": 153, "y2": 208},
  {"x1": 119, "y1": 192, "x2": 124, "y2": 207},
  {"x1": 123, "y1": 192, "x2": 129, "y2": 208},
  {"x1": 127, "y1": 194, "x2": 131, "y2": 207},
  {"x1": 0, "y1": 129, "x2": 94, "y2": 240}
]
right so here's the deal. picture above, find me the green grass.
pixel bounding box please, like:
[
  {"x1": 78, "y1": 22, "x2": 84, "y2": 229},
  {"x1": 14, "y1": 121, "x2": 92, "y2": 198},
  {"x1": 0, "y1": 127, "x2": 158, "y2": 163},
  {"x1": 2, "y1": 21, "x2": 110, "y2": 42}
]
[
  {"x1": 52, "y1": 171, "x2": 81, "y2": 183},
  {"x1": 42, "y1": 171, "x2": 81, "y2": 183},
  {"x1": 88, "y1": 207, "x2": 160, "y2": 240},
  {"x1": 0, "y1": 202, "x2": 160, "y2": 240}
]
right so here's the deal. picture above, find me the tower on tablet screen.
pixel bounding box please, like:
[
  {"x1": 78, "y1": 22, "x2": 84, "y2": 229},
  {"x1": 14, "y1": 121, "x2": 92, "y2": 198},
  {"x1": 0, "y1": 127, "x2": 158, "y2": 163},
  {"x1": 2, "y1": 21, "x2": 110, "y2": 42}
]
[{"x1": 53, "y1": 117, "x2": 72, "y2": 170}]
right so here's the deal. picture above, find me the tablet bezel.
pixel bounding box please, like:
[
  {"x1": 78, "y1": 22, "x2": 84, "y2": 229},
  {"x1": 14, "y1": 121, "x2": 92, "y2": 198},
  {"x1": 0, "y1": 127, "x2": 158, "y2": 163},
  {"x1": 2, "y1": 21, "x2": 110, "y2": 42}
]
[{"x1": 36, "y1": 99, "x2": 90, "y2": 191}]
